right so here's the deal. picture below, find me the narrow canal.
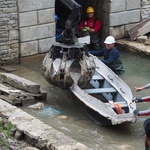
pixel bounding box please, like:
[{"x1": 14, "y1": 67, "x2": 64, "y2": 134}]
[{"x1": 10, "y1": 50, "x2": 150, "y2": 150}]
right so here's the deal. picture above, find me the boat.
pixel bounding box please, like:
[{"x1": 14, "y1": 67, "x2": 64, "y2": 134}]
[{"x1": 70, "y1": 55, "x2": 137, "y2": 126}]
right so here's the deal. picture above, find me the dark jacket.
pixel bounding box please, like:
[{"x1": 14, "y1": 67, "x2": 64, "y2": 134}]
[
  {"x1": 90, "y1": 47, "x2": 124, "y2": 74},
  {"x1": 145, "y1": 146, "x2": 150, "y2": 150},
  {"x1": 56, "y1": 25, "x2": 63, "y2": 41}
]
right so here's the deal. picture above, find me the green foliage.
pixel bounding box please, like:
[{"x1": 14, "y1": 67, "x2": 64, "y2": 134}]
[{"x1": 0, "y1": 121, "x2": 14, "y2": 148}]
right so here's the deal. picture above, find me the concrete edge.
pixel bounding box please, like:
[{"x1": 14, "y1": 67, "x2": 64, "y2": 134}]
[
  {"x1": 116, "y1": 39, "x2": 150, "y2": 56},
  {"x1": 0, "y1": 99, "x2": 90, "y2": 150}
]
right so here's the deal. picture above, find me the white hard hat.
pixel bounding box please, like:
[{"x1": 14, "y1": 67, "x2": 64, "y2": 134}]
[{"x1": 104, "y1": 36, "x2": 115, "y2": 44}]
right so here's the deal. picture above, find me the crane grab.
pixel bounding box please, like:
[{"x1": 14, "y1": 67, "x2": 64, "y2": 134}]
[{"x1": 42, "y1": 0, "x2": 95, "y2": 89}]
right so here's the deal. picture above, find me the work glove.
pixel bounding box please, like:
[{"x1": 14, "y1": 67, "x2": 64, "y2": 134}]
[
  {"x1": 133, "y1": 97, "x2": 142, "y2": 103},
  {"x1": 82, "y1": 28, "x2": 88, "y2": 32},
  {"x1": 133, "y1": 109, "x2": 140, "y2": 116}
]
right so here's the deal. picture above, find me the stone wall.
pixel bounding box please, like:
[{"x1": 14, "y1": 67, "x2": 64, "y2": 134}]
[
  {"x1": 0, "y1": 0, "x2": 56, "y2": 63},
  {"x1": 0, "y1": 0, "x2": 19, "y2": 64},
  {"x1": 0, "y1": 0, "x2": 150, "y2": 63},
  {"x1": 141, "y1": 0, "x2": 150, "y2": 19},
  {"x1": 18, "y1": 0, "x2": 55, "y2": 57},
  {"x1": 109, "y1": 0, "x2": 141, "y2": 39}
]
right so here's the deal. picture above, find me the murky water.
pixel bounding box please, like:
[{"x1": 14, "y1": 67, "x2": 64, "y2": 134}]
[{"x1": 6, "y1": 51, "x2": 150, "y2": 150}]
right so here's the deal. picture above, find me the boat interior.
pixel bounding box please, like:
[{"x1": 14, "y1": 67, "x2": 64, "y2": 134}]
[{"x1": 82, "y1": 71, "x2": 129, "y2": 114}]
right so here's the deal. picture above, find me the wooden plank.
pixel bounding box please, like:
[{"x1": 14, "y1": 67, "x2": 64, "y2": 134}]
[
  {"x1": 0, "y1": 83, "x2": 46, "y2": 105},
  {"x1": 0, "y1": 66, "x2": 16, "y2": 72},
  {"x1": 0, "y1": 95, "x2": 21, "y2": 104},
  {"x1": 0, "y1": 73, "x2": 40, "y2": 93},
  {"x1": 83, "y1": 87, "x2": 116, "y2": 94},
  {"x1": 128, "y1": 18, "x2": 150, "y2": 40}
]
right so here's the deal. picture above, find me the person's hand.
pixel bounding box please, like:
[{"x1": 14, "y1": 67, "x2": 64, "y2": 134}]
[
  {"x1": 133, "y1": 97, "x2": 142, "y2": 103},
  {"x1": 134, "y1": 87, "x2": 143, "y2": 92},
  {"x1": 89, "y1": 29, "x2": 95, "y2": 33},
  {"x1": 82, "y1": 27, "x2": 90, "y2": 32},
  {"x1": 85, "y1": 27, "x2": 90, "y2": 31}
]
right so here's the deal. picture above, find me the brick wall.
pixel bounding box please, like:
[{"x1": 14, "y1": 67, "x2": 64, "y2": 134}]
[{"x1": 0, "y1": 0, "x2": 19, "y2": 64}]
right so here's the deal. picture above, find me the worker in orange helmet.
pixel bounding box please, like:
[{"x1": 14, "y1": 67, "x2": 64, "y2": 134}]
[{"x1": 78, "y1": 6, "x2": 102, "y2": 50}]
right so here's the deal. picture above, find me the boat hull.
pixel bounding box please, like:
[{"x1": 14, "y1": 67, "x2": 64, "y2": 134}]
[
  {"x1": 72, "y1": 93, "x2": 112, "y2": 126},
  {"x1": 70, "y1": 55, "x2": 137, "y2": 126}
]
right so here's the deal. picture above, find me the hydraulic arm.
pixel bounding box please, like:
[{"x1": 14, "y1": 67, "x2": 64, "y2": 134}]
[{"x1": 60, "y1": 0, "x2": 82, "y2": 44}]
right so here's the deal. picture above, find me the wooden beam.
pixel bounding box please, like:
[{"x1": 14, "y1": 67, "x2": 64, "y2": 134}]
[{"x1": 128, "y1": 18, "x2": 150, "y2": 41}]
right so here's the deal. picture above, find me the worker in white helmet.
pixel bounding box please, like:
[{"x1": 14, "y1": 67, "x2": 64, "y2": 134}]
[{"x1": 90, "y1": 36, "x2": 124, "y2": 74}]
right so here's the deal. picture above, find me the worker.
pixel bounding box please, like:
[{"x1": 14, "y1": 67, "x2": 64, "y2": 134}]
[
  {"x1": 134, "y1": 83, "x2": 150, "y2": 92},
  {"x1": 90, "y1": 36, "x2": 124, "y2": 74},
  {"x1": 133, "y1": 83, "x2": 150, "y2": 103},
  {"x1": 133, "y1": 83, "x2": 150, "y2": 116},
  {"x1": 143, "y1": 118, "x2": 150, "y2": 150},
  {"x1": 55, "y1": 14, "x2": 63, "y2": 41},
  {"x1": 78, "y1": 6, "x2": 102, "y2": 50}
]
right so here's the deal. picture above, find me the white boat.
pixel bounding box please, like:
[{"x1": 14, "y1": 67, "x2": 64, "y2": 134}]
[{"x1": 70, "y1": 55, "x2": 137, "y2": 126}]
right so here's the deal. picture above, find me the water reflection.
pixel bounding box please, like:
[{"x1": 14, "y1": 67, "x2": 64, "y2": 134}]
[{"x1": 9, "y1": 51, "x2": 150, "y2": 150}]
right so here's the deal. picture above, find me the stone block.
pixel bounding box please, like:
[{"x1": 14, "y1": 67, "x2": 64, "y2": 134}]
[
  {"x1": 19, "y1": 11, "x2": 37, "y2": 27},
  {"x1": 126, "y1": 10, "x2": 141, "y2": 24},
  {"x1": 137, "y1": 36, "x2": 148, "y2": 43},
  {"x1": 2, "y1": 7, "x2": 17, "y2": 13},
  {"x1": 109, "y1": 25, "x2": 125, "y2": 39},
  {"x1": 141, "y1": 0, "x2": 149, "y2": 6},
  {"x1": 38, "y1": 8, "x2": 54, "y2": 24},
  {"x1": 10, "y1": 43, "x2": 19, "y2": 48},
  {"x1": 110, "y1": 10, "x2": 141, "y2": 26},
  {"x1": 0, "y1": 45, "x2": 9, "y2": 50},
  {"x1": 20, "y1": 41, "x2": 38, "y2": 57},
  {"x1": 18, "y1": 0, "x2": 55, "y2": 12},
  {"x1": 20, "y1": 23, "x2": 55, "y2": 42},
  {"x1": 110, "y1": 12, "x2": 127, "y2": 26},
  {"x1": 7, "y1": 40, "x2": 18, "y2": 45},
  {"x1": 9, "y1": 30, "x2": 18, "y2": 40},
  {"x1": 110, "y1": 0, "x2": 126, "y2": 13},
  {"x1": 145, "y1": 39, "x2": 150, "y2": 45},
  {"x1": 38, "y1": 37, "x2": 55, "y2": 53},
  {"x1": 126, "y1": 0, "x2": 141, "y2": 10}
]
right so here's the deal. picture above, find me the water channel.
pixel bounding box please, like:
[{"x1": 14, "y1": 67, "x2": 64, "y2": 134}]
[{"x1": 8, "y1": 50, "x2": 150, "y2": 150}]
